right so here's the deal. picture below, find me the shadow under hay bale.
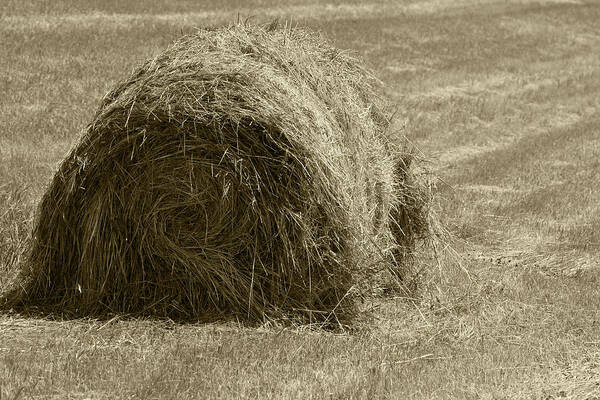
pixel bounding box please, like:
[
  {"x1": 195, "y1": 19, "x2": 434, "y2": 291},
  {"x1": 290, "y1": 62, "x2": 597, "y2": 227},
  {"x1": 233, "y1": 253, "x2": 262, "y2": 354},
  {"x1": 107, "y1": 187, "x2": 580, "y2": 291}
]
[{"x1": 2, "y1": 23, "x2": 434, "y2": 324}]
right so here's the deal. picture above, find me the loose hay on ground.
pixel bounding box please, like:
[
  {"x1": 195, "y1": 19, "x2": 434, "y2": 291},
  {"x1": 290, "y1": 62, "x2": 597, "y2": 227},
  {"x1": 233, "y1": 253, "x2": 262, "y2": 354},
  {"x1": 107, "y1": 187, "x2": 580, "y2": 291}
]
[{"x1": 2, "y1": 23, "x2": 434, "y2": 324}]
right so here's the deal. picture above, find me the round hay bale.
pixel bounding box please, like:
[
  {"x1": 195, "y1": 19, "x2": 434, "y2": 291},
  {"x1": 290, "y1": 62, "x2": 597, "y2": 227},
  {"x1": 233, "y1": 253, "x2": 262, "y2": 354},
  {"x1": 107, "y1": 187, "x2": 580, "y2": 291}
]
[{"x1": 6, "y1": 23, "x2": 432, "y2": 323}]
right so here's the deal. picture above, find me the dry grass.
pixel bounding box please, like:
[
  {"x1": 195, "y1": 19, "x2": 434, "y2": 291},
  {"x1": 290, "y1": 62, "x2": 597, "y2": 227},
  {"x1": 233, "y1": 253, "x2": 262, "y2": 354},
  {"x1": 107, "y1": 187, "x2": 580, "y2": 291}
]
[
  {"x1": 1, "y1": 0, "x2": 599, "y2": 398},
  {"x1": 2, "y1": 23, "x2": 434, "y2": 324}
]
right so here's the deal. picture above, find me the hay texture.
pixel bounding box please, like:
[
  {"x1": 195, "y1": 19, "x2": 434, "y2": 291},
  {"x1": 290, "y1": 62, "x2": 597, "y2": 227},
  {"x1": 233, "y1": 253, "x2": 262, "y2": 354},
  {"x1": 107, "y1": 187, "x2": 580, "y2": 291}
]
[{"x1": 7, "y1": 24, "x2": 432, "y2": 323}]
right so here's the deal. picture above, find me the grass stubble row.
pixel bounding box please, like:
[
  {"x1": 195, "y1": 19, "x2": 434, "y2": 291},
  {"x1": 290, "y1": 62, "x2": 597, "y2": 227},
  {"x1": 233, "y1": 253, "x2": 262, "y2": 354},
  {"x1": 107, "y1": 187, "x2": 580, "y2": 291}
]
[{"x1": 1, "y1": 23, "x2": 436, "y2": 325}]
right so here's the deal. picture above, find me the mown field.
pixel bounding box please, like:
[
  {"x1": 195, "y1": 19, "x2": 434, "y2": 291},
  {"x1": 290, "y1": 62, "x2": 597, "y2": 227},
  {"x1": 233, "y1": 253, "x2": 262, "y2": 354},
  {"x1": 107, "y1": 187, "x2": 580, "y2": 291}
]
[{"x1": 1, "y1": 0, "x2": 599, "y2": 398}]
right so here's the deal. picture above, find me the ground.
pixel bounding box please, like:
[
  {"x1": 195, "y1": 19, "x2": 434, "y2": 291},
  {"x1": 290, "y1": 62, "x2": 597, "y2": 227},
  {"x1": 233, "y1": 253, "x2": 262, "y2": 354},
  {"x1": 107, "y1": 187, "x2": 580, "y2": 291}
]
[{"x1": 1, "y1": 0, "x2": 599, "y2": 398}]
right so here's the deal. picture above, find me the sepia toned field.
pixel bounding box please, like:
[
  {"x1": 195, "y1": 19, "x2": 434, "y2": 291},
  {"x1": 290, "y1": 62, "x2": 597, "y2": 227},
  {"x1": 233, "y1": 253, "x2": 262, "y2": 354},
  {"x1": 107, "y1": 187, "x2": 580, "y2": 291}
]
[{"x1": 1, "y1": 0, "x2": 599, "y2": 398}]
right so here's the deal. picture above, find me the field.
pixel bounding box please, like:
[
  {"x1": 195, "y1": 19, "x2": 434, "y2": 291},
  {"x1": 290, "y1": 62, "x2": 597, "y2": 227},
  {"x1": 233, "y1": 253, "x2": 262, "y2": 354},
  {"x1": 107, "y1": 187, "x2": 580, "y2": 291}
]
[{"x1": 1, "y1": 0, "x2": 599, "y2": 398}]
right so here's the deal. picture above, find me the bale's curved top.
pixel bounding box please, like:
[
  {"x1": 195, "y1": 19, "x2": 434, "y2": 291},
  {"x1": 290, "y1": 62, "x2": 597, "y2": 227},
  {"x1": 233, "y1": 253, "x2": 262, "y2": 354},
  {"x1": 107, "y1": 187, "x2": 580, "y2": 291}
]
[{"x1": 7, "y1": 23, "x2": 431, "y2": 323}]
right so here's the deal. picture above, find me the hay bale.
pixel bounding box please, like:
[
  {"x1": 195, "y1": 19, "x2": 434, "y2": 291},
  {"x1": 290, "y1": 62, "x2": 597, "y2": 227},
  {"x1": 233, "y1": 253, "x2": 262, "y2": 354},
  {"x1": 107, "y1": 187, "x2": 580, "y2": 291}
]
[{"x1": 5, "y1": 23, "x2": 432, "y2": 323}]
